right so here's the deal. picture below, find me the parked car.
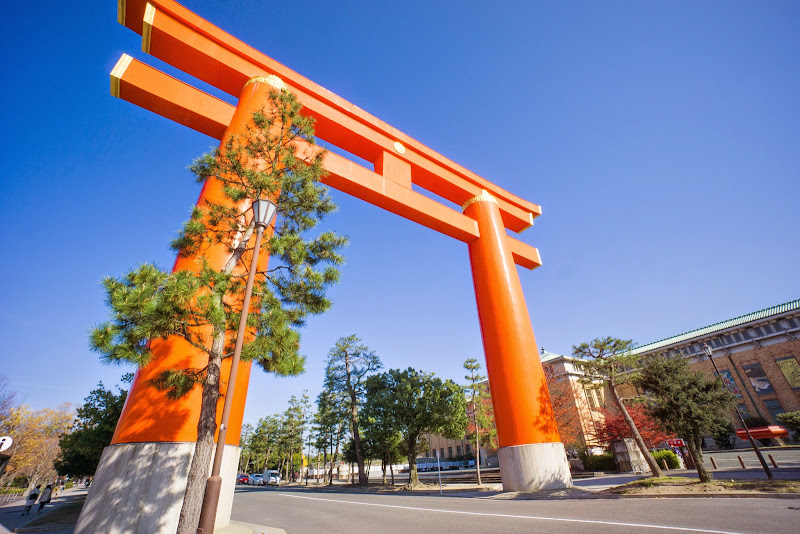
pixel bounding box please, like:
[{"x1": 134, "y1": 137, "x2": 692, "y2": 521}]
[
  {"x1": 236, "y1": 474, "x2": 249, "y2": 484},
  {"x1": 248, "y1": 474, "x2": 264, "y2": 486},
  {"x1": 263, "y1": 470, "x2": 281, "y2": 486}
]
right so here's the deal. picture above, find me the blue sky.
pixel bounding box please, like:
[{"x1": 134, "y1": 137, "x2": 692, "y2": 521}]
[{"x1": 1, "y1": 1, "x2": 798, "y2": 427}]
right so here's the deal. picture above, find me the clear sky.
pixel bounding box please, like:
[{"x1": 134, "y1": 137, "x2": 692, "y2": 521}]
[{"x1": 1, "y1": 1, "x2": 798, "y2": 428}]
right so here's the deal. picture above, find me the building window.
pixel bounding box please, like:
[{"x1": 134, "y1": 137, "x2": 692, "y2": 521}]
[
  {"x1": 456, "y1": 445, "x2": 462, "y2": 457},
  {"x1": 466, "y1": 444, "x2": 471, "y2": 454},
  {"x1": 586, "y1": 389, "x2": 596, "y2": 409},
  {"x1": 763, "y1": 398, "x2": 785, "y2": 423},
  {"x1": 447, "y1": 447, "x2": 453, "y2": 458},
  {"x1": 440, "y1": 448, "x2": 444, "y2": 458},
  {"x1": 736, "y1": 403, "x2": 751, "y2": 420}
]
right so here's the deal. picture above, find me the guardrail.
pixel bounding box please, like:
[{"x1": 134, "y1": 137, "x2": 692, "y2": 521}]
[{"x1": 0, "y1": 490, "x2": 25, "y2": 505}]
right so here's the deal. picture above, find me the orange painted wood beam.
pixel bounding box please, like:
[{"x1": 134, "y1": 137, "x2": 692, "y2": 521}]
[
  {"x1": 110, "y1": 55, "x2": 542, "y2": 270},
  {"x1": 117, "y1": 0, "x2": 541, "y2": 233}
]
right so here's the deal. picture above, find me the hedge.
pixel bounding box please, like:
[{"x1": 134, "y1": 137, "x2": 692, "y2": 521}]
[
  {"x1": 583, "y1": 452, "x2": 617, "y2": 472},
  {"x1": 652, "y1": 449, "x2": 680, "y2": 469}
]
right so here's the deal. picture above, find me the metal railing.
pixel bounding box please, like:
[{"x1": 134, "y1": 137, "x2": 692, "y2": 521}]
[{"x1": 0, "y1": 490, "x2": 25, "y2": 505}]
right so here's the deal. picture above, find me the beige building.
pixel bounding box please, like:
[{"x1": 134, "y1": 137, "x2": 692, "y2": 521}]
[{"x1": 629, "y1": 298, "x2": 800, "y2": 428}]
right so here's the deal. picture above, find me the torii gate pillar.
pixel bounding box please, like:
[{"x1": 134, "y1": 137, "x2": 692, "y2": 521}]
[{"x1": 465, "y1": 193, "x2": 571, "y2": 491}]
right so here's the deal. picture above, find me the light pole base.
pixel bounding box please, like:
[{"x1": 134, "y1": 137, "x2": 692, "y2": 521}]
[
  {"x1": 74, "y1": 442, "x2": 241, "y2": 534},
  {"x1": 498, "y1": 442, "x2": 573, "y2": 492}
]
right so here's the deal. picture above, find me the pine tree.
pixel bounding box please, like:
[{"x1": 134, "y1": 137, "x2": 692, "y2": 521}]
[
  {"x1": 89, "y1": 88, "x2": 347, "y2": 533},
  {"x1": 322, "y1": 335, "x2": 382, "y2": 486},
  {"x1": 463, "y1": 358, "x2": 493, "y2": 485},
  {"x1": 574, "y1": 337, "x2": 664, "y2": 477},
  {"x1": 634, "y1": 356, "x2": 734, "y2": 482}
]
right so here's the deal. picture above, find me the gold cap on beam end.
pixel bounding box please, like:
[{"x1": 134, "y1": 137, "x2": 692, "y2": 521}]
[
  {"x1": 110, "y1": 54, "x2": 133, "y2": 98},
  {"x1": 142, "y1": 3, "x2": 155, "y2": 54},
  {"x1": 117, "y1": 0, "x2": 126, "y2": 25},
  {"x1": 244, "y1": 75, "x2": 286, "y2": 93},
  {"x1": 462, "y1": 190, "x2": 498, "y2": 212}
]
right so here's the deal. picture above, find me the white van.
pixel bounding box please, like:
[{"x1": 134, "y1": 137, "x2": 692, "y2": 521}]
[{"x1": 262, "y1": 469, "x2": 281, "y2": 486}]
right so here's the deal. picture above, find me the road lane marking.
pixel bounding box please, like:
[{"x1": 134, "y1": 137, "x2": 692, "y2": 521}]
[{"x1": 278, "y1": 493, "x2": 746, "y2": 534}]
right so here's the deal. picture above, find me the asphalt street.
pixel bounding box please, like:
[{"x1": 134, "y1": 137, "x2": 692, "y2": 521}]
[{"x1": 231, "y1": 485, "x2": 800, "y2": 534}]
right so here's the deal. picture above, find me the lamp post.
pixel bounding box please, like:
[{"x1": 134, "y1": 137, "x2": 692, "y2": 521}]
[
  {"x1": 197, "y1": 198, "x2": 278, "y2": 534},
  {"x1": 701, "y1": 344, "x2": 773, "y2": 479}
]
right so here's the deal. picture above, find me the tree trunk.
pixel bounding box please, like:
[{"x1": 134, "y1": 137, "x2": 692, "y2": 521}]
[
  {"x1": 472, "y1": 388, "x2": 482, "y2": 486},
  {"x1": 176, "y1": 333, "x2": 223, "y2": 534},
  {"x1": 381, "y1": 457, "x2": 387, "y2": 484},
  {"x1": 344, "y1": 358, "x2": 367, "y2": 487},
  {"x1": 405, "y1": 436, "x2": 419, "y2": 488},
  {"x1": 328, "y1": 440, "x2": 334, "y2": 485},
  {"x1": 330, "y1": 433, "x2": 341, "y2": 484},
  {"x1": 608, "y1": 384, "x2": 663, "y2": 478},
  {"x1": 688, "y1": 431, "x2": 711, "y2": 482},
  {"x1": 390, "y1": 460, "x2": 394, "y2": 486}
]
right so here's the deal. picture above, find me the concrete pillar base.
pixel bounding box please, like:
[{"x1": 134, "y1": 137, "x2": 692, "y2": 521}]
[
  {"x1": 75, "y1": 442, "x2": 240, "y2": 533},
  {"x1": 498, "y1": 442, "x2": 573, "y2": 492}
]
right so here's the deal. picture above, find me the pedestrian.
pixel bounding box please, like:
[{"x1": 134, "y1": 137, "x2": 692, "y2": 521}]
[
  {"x1": 37, "y1": 484, "x2": 53, "y2": 513},
  {"x1": 21, "y1": 485, "x2": 40, "y2": 516}
]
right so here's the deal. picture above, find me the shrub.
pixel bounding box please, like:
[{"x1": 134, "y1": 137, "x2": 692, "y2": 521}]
[
  {"x1": 743, "y1": 415, "x2": 769, "y2": 428},
  {"x1": 582, "y1": 453, "x2": 617, "y2": 472},
  {"x1": 65, "y1": 481, "x2": 74, "y2": 489},
  {"x1": 651, "y1": 449, "x2": 680, "y2": 469},
  {"x1": 776, "y1": 411, "x2": 800, "y2": 433},
  {"x1": 712, "y1": 422, "x2": 736, "y2": 450}
]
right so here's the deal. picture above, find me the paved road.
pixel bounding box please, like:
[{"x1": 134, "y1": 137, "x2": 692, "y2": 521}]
[{"x1": 231, "y1": 486, "x2": 800, "y2": 534}]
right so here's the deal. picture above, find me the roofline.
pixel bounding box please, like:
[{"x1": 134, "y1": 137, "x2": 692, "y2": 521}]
[{"x1": 630, "y1": 298, "x2": 800, "y2": 355}]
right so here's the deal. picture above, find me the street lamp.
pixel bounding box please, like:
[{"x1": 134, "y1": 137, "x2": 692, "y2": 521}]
[
  {"x1": 197, "y1": 198, "x2": 277, "y2": 534},
  {"x1": 701, "y1": 344, "x2": 773, "y2": 479}
]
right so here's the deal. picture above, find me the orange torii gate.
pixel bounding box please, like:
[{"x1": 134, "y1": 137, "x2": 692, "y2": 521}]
[{"x1": 78, "y1": 1, "x2": 572, "y2": 531}]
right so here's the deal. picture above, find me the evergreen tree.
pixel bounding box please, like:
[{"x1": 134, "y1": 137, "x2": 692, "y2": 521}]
[
  {"x1": 361, "y1": 387, "x2": 404, "y2": 486},
  {"x1": 777, "y1": 411, "x2": 800, "y2": 434},
  {"x1": 238, "y1": 423, "x2": 254, "y2": 474},
  {"x1": 463, "y1": 358, "x2": 492, "y2": 485},
  {"x1": 574, "y1": 337, "x2": 664, "y2": 477},
  {"x1": 363, "y1": 368, "x2": 467, "y2": 488},
  {"x1": 313, "y1": 389, "x2": 348, "y2": 485},
  {"x1": 634, "y1": 356, "x2": 734, "y2": 482},
  {"x1": 89, "y1": 88, "x2": 347, "y2": 533},
  {"x1": 322, "y1": 335, "x2": 382, "y2": 486},
  {"x1": 55, "y1": 376, "x2": 130, "y2": 477}
]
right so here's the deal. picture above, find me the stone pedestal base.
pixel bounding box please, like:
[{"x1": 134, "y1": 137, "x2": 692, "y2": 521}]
[
  {"x1": 75, "y1": 442, "x2": 240, "y2": 533},
  {"x1": 498, "y1": 442, "x2": 573, "y2": 492}
]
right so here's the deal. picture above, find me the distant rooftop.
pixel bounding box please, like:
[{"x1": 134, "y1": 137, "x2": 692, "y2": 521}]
[
  {"x1": 631, "y1": 298, "x2": 800, "y2": 355},
  {"x1": 540, "y1": 349, "x2": 568, "y2": 363}
]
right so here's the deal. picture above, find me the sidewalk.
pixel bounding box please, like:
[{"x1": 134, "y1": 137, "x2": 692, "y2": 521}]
[
  {"x1": 0, "y1": 487, "x2": 87, "y2": 534},
  {"x1": 1, "y1": 487, "x2": 282, "y2": 534}
]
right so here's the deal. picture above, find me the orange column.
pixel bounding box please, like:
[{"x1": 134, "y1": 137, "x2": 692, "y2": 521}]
[
  {"x1": 111, "y1": 75, "x2": 286, "y2": 447},
  {"x1": 464, "y1": 191, "x2": 560, "y2": 448}
]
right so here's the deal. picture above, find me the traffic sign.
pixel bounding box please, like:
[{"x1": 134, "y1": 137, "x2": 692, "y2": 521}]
[{"x1": 667, "y1": 439, "x2": 685, "y2": 447}]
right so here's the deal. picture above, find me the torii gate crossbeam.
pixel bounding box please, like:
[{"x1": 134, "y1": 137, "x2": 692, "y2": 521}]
[{"x1": 76, "y1": 2, "x2": 572, "y2": 532}]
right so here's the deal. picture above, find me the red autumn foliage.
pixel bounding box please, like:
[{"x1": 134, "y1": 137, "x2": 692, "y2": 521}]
[{"x1": 592, "y1": 403, "x2": 674, "y2": 448}]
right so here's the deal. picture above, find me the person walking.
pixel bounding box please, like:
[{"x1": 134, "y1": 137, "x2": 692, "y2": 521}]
[
  {"x1": 21, "y1": 485, "x2": 40, "y2": 516},
  {"x1": 37, "y1": 484, "x2": 53, "y2": 513}
]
